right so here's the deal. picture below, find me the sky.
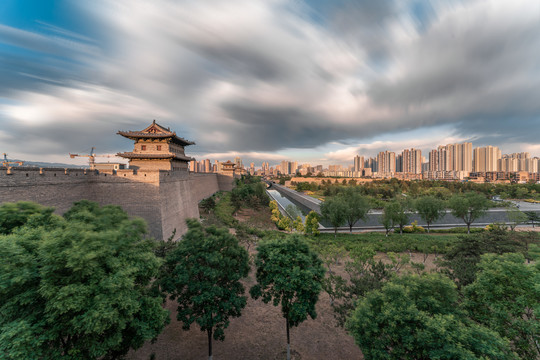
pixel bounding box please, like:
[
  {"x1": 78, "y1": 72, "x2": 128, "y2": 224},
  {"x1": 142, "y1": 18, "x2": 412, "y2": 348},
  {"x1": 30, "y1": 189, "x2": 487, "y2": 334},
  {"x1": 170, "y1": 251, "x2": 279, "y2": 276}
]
[{"x1": 1, "y1": 0, "x2": 539, "y2": 167}]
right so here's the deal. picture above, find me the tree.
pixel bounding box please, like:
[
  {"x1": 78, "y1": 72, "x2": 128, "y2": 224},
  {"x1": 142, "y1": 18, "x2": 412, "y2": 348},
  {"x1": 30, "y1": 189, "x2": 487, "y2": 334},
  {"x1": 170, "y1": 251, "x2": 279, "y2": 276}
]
[
  {"x1": 448, "y1": 192, "x2": 490, "y2": 234},
  {"x1": 324, "y1": 248, "x2": 390, "y2": 327},
  {"x1": 0, "y1": 201, "x2": 56, "y2": 235},
  {"x1": 200, "y1": 196, "x2": 216, "y2": 214},
  {"x1": 414, "y1": 196, "x2": 445, "y2": 232},
  {"x1": 339, "y1": 189, "x2": 370, "y2": 233},
  {"x1": 277, "y1": 216, "x2": 292, "y2": 231},
  {"x1": 506, "y1": 207, "x2": 528, "y2": 231},
  {"x1": 524, "y1": 211, "x2": 540, "y2": 228},
  {"x1": 292, "y1": 216, "x2": 304, "y2": 233},
  {"x1": 320, "y1": 196, "x2": 347, "y2": 237},
  {"x1": 381, "y1": 202, "x2": 397, "y2": 236},
  {"x1": 160, "y1": 219, "x2": 249, "y2": 360},
  {"x1": 441, "y1": 226, "x2": 524, "y2": 287},
  {"x1": 0, "y1": 200, "x2": 168, "y2": 359},
  {"x1": 381, "y1": 198, "x2": 410, "y2": 235},
  {"x1": 463, "y1": 253, "x2": 540, "y2": 359},
  {"x1": 250, "y1": 235, "x2": 325, "y2": 360},
  {"x1": 304, "y1": 210, "x2": 320, "y2": 236},
  {"x1": 346, "y1": 274, "x2": 517, "y2": 360},
  {"x1": 517, "y1": 231, "x2": 540, "y2": 263},
  {"x1": 393, "y1": 197, "x2": 411, "y2": 235}
]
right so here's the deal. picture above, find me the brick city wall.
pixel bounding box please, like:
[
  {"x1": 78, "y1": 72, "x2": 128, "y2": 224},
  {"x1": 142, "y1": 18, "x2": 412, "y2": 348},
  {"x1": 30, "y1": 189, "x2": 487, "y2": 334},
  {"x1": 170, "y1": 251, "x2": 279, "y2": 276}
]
[{"x1": 0, "y1": 167, "x2": 230, "y2": 240}]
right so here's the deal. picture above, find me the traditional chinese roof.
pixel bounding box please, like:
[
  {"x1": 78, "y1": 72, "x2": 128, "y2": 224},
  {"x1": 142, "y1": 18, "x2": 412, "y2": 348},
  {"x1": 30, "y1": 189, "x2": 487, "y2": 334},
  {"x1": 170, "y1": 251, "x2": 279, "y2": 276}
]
[
  {"x1": 116, "y1": 152, "x2": 194, "y2": 162},
  {"x1": 117, "y1": 120, "x2": 195, "y2": 146},
  {"x1": 222, "y1": 160, "x2": 236, "y2": 168}
]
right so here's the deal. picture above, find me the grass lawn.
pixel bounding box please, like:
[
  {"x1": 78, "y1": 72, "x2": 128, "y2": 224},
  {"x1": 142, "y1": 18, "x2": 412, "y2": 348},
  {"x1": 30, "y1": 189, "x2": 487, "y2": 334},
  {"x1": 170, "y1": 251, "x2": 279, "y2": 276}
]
[{"x1": 306, "y1": 232, "x2": 460, "y2": 255}]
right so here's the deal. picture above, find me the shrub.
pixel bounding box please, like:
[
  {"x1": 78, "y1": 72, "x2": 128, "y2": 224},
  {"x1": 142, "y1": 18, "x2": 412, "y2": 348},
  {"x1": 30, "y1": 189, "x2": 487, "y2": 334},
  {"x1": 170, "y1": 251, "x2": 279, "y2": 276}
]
[{"x1": 403, "y1": 220, "x2": 426, "y2": 233}]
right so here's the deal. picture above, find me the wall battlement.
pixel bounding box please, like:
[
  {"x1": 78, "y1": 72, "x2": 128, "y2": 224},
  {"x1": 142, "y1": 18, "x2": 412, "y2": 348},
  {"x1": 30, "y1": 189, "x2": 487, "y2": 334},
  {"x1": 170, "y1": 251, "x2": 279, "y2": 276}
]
[{"x1": 0, "y1": 167, "x2": 236, "y2": 240}]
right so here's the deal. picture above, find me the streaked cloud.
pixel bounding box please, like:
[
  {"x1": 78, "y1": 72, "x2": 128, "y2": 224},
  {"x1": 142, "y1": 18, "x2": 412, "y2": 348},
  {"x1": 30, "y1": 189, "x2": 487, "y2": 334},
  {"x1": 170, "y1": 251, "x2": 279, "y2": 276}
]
[{"x1": 0, "y1": 0, "x2": 539, "y2": 165}]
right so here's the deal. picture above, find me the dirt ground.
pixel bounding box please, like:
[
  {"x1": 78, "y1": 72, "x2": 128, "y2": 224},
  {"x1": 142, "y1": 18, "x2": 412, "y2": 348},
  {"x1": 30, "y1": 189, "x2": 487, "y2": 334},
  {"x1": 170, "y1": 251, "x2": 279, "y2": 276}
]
[
  {"x1": 130, "y1": 261, "x2": 363, "y2": 360},
  {"x1": 234, "y1": 207, "x2": 277, "y2": 230},
  {"x1": 129, "y1": 248, "x2": 443, "y2": 360}
]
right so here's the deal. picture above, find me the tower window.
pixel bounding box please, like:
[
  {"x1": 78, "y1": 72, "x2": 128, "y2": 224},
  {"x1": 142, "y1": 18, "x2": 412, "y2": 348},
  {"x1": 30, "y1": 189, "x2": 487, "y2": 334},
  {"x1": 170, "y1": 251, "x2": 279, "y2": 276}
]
[
  {"x1": 141, "y1": 145, "x2": 147, "y2": 151},
  {"x1": 157, "y1": 145, "x2": 162, "y2": 151}
]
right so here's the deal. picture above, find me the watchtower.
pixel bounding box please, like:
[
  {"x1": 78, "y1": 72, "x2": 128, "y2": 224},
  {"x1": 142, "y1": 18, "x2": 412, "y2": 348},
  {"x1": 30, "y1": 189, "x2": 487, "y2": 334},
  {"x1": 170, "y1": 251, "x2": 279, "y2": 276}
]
[{"x1": 117, "y1": 120, "x2": 195, "y2": 172}]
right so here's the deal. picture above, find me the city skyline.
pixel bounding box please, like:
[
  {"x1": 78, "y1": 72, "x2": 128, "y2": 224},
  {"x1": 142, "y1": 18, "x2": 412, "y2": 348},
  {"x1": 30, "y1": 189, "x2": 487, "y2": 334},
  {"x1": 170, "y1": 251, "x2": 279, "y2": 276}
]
[
  {"x1": 190, "y1": 140, "x2": 540, "y2": 176},
  {"x1": 1, "y1": 1, "x2": 540, "y2": 166}
]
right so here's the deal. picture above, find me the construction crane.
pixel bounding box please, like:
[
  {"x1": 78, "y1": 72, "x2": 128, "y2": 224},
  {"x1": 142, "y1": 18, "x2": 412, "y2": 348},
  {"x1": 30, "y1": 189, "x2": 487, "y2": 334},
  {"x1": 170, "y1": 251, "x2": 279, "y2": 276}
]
[
  {"x1": 69, "y1": 147, "x2": 114, "y2": 170},
  {"x1": 2, "y1": 153, "x2": 23, "y2": 167}
]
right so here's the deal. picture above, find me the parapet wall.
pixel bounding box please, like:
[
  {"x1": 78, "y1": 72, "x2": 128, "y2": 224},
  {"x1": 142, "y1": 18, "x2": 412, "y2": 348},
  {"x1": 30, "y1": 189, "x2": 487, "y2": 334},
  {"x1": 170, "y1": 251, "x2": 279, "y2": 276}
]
[{"x1": 0, "y1": 167, "x2": 232, "y2": 240}]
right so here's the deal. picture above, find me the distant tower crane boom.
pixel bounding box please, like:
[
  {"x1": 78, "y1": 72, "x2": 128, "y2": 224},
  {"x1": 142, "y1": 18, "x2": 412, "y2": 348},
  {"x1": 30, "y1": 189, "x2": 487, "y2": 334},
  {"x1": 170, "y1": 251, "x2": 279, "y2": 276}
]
[
  {"x1": 69, "y1": 147, "x2": 114, "y2": 170},
  {"x1": 2, "y1": 153, "x2": 23, "y2": 167}
]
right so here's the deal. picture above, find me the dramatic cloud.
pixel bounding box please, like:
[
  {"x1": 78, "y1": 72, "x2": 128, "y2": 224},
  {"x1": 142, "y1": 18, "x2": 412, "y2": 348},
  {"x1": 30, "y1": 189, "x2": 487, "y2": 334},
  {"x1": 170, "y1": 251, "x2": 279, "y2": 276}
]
[{"x1": 0, "y1": 0, "x2": 539, "y2": 165}]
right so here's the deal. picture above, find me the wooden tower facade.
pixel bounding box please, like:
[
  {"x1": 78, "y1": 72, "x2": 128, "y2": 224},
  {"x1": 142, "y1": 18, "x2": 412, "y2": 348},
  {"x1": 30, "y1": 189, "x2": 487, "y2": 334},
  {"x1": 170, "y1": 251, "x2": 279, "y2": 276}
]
[{"x1": 117, "y1": 120, "x2": 195, "y2": 172}]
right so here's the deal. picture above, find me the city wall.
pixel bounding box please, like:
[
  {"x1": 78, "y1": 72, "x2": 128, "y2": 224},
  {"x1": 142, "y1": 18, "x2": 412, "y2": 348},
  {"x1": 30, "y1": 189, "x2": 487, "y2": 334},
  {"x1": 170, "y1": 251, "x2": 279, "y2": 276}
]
[{"x1": 0, "y1": 167, "x2": 236, "y2": 240}]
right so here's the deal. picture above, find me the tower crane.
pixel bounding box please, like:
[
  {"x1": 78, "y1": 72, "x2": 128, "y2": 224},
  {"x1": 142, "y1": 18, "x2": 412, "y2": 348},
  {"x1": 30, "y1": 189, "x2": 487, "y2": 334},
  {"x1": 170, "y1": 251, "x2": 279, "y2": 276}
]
[
  {"x1": 2, "y1": 153, "x2": 23, "y2": 167},
  {"x1": 69, "y1": 147, "x2": 115, "y2": 170}
]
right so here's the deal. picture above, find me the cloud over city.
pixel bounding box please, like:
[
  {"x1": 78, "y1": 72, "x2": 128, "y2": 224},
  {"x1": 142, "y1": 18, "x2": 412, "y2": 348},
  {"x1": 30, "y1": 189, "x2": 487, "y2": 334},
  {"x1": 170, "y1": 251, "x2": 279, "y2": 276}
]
[{"x1": 0, "y1": 0, "x2": 539, "y2": 164}]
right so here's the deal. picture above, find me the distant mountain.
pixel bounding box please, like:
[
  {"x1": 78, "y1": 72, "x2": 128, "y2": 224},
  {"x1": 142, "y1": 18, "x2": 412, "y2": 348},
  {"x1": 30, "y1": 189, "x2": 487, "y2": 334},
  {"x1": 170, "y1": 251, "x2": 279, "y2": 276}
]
[{"x1": 6, "y1": 159, "x2": 86, "y2": 169}]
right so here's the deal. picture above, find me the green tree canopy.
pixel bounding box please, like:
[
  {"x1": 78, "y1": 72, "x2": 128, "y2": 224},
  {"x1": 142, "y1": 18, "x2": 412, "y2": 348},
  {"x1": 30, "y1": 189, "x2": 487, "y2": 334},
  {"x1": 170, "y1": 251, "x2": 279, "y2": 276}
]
[
  {"x1": 524, "y1": 211, "x2": 540, "y2": 228},
  {"x1": 250, "y1": 234, "x2": 325, "y2": 360},
  {"x1": 324, "y1": 248, "x2": 390, "y2": 327},
  {"x1": 303, "y1": 210, "x2": 320, "y2": 236},
  {"x1": 0, "y1": 200, "x2": 168, "y2": 359},
  {"x1": 506, "y1": 207, "x2": 528, "y2": 231},
  {"x1": 0, "y1": 201, "x2": 56, "y2": 235},
  {"x1": 414, "y1": 195, "x2": 445, "y2": 232},
  {"x1": 338, "y1": 188, "x2": 371, "y2": 233},
  {"x1": 160, "y1": 219, "x2": 249, "y2": 360},
  {"x1": 200, "y1": 196, "x2": 216, "y2": 214},
  {"x1": 441, "y1": 225, "x2": 525, "y2": 287},
  {"x1": 380, "y1": 201, "x2": 397, "y2": 236},
  {"x1": 380, "y1": 198, "x2": 410, "y2": 235},
  {"x1": 463, "y1": 253, "x2": 540, "y2": 359},
  {"x1": 346, "y1": 273, "x2": 517, "y2": 360},
  {"x1": 448, "y1": 192, "x2": 490, "y2": 234},
  {"x1": 321, "y1": 196, "x2": 347, "y2": 236}
]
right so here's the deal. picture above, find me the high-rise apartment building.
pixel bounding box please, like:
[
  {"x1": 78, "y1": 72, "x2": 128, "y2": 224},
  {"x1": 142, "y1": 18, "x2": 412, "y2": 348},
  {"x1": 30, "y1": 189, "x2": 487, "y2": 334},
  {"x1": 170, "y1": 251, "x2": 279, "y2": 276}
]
[
  {"x1": 473, "y1": 146, "x2": 501, "y2": 172},
  {"x1": 280, "y1": 161, "x2": 289, "y2": 175},
  {"x1": 428, "y1": 142, "x2": 472, "y2": 172},
  {"x1": 203, "y1": 159, "x2": 211, "y2": 173},
  {"x1": 354, "y1": 155, "x2": 364, "y2": 172},
  {"x1": 377, "y1": 151, "x2": 396, "y2": 174},
  {"x1": 498, "y1": 153, "x2": 538, "y2": 173},
  {"x1": 291, "y1": 161, "x2": 298, "y2": 175},
  {"x1": 366, "y1": 157, "x2": 377, "y2": 172},
  {"x1": 429, "y1": 150, "x2": 439, "y2": 171},
  {"x1": 234, "y1": 157, "x2": 243, "y2": 171},
  {"x1": 400, "y1": 148, "x2": 422, "y2": 174}
]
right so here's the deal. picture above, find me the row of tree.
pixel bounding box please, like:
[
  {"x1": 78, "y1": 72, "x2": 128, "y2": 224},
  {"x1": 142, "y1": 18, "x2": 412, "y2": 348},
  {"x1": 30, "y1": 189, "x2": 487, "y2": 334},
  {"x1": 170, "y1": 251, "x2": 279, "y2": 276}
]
[
  {"x1": 320, "y1": 190, "x2": 532, "y2": 235},
  {"x1": 0, "y1": 200, "x2": 325, "y2": 360},
  {"x1": 293, "y1": 177, "x2": 540, "y2": 200}
]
